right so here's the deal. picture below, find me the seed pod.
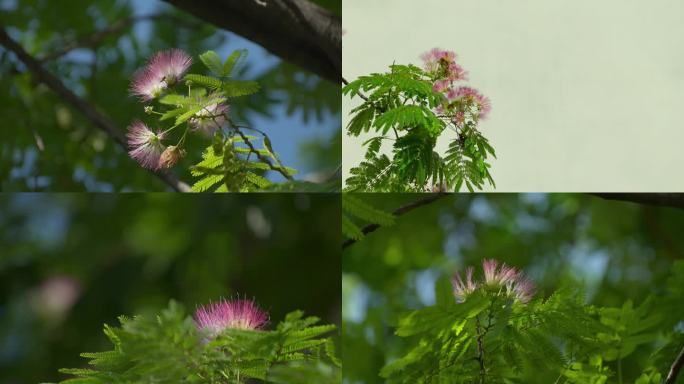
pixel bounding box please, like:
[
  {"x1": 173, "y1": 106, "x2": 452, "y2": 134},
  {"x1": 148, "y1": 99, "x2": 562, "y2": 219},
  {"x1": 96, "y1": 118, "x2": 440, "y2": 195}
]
[{"x1": 158, "y1": 145, "x2": 186, "y2": 168}]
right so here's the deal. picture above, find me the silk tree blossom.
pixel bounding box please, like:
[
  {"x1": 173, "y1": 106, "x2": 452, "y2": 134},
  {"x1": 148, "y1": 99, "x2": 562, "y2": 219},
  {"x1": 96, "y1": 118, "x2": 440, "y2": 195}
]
[
  {"x1": 189, "y1": 103, "x2": 229, "y2": 136},
  {"x1": 130, "y1": 49, "x2": 192, "y2": 101},
  {"x1": 451, "y1": 266, "x2": 477, "y2": 303},
  {"x1": 195, "y1": 298, "x2": 269, "y2": 340},
  {"x1": 432, "y1": 79, "x2": 451, "y2": 93},
  {"x1": 451, "y1": 259, "x2": 535, "y2": 304},
  {"x1": 446, "y1": 86, "x2": 492, "y2": 120},
  {"x1": 126, "y1": 121, "x2": 166, "y2": 170},
  {"x1": 421, "y1": 48, "x2": 468, "y2": 82}
]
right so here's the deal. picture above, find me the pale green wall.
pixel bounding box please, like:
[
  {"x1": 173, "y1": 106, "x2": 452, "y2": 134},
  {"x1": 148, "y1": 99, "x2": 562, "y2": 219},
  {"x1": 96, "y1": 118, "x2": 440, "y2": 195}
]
[{"x1": 343, "y1": 0, "x2": 684, "y2": 191}]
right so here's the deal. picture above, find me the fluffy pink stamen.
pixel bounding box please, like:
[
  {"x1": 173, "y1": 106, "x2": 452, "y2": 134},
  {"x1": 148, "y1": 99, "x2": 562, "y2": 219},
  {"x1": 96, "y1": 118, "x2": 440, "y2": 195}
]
[
  {"x1": 451, "y1": 260, "x2": 535, "y2": 304},
  {"x1": 126, "y1": 120, "x2": 165, "y2": 170},
  {"x1": 189, "y1": 104, "x2": 229, "y2": 136},
  {"x1": 194, "y1": 299, "x2": 269, "y2": 339},
  {"x1": 447, "y1": 86, "x2": 492, "y2": 120},
  {"x1": 129, "y1": 49, "x2": 192, "y2": 101}
]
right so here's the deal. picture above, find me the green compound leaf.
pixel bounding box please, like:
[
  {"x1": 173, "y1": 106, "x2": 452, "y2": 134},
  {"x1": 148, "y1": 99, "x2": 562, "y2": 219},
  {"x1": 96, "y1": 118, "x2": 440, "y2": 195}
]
[
  {"x1": 198, "y1": 50, "x2": 222, "y2": 75},
  {"x1": 222, "y1": 80, "x2": 260, "y2": 97}
]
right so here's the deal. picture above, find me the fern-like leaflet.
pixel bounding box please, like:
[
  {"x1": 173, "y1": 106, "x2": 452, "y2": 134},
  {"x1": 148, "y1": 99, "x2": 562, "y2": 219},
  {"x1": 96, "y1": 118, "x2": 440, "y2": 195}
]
[{"x1": 55, "y1": 301, "x2": 340, "y2": 384}]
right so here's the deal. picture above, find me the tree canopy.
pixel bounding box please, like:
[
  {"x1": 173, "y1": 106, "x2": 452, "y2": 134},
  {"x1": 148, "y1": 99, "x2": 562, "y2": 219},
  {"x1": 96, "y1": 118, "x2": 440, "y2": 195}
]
[
  {"x1": 0, "y1": 0, "x2": 341, "y2": 191},
  {"x1": 343, "y1": 194, "x2": 684, "y2": 383}
]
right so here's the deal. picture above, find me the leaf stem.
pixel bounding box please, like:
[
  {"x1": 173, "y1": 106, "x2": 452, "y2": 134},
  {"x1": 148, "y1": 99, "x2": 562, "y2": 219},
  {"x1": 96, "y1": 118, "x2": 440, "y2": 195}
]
[
  {"x1": 475, "y1": 316, "x2": 487, "y2": 384},
  {"x1": 177, "y1": 125, "x2": 190, "y2": 147},
  {"x1": 666, "y1": 345, "x2": 684, "y2": 384},
  {"x1": 225, "y1": 117, "x2": 294, "y2": 181}
]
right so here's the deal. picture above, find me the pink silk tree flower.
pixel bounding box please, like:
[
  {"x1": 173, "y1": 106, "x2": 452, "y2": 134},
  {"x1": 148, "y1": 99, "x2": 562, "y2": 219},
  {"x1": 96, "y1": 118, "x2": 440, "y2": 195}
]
[
  {"x1": 195, "y1": 299, "x2": 269, "y2": 339},
  {"x1": 510, "y1": 277, "x2": 536, "y2": 304},
  {"x1": 453, "y1": 111, "x2": 466, "y2": 125},
  {"x1": 126, "y1": 120, "x2": 166, "y2": 170},
  {"x1": 130, "y1": 68, "x2": 167, "y2": 101},
  {"x1": 189, "y1": 103, "x2": 229, "y2": 136},
  {"x1": 421, "y1": 48, "x2": 457, "y2": 72},
  {"x1": 446, "y1": 62, "x2": 468, "y2": 82},
  {"x1": 452, "y1": 266, "x2": 477, "y2": 303},
  {"x1": 148, "y1": 49, "x2": 192, "y2": 85},
  {"x1": 432, "y1": 79, "x2": 451, "y2": 93},
  {"x1": 421, "y1": 48, "x2": 468, "y2": 81},
  {"x1": 451, "y1": 259, "x2": 535, "y2": 304},
  {"x1": 130, "y1": 49, "x2": 192, "y2": 101},
  {"x1": 447, "y1": 86, "x2": 492, "y2": 120}
]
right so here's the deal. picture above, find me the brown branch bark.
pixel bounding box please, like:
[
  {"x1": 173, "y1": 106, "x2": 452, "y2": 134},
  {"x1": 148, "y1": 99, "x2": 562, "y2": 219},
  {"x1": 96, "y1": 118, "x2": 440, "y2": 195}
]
[
  {"x1": 591, "y1": 194, "x2": 684, "y2": 210},
  {"x1": 666, "y1": 345, "x2": 684, "y2": 384},
  {"x1": 342, "y1": 194, "x2": 447, "y2": 250},
  {"x1": 0, "y1": 27, "x2": 190, "y2": 192},
  {"x1": 162, "y1": 0, "x2": 341, "y2": 83}
]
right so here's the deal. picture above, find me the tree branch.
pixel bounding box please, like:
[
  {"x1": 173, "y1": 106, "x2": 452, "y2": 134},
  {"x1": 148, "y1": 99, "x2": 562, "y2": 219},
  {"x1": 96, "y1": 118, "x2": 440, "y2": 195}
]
[
  {"x1": 0, "y1": 27, "x2": 190, "y2": 192},
  {"x1": 591, "y1": 194, "x2": 684, "y2": 210},
  {"x1": 666, "y1": 345, "x2": 684, "y2": 384},
  {"x1": 342, "y1": 194, "x2": 446, "y2": 250},
  {"x1": 37, "y1": 14, "x2": 201, "y2": 63},
  {"x1": 234, "y1": 127, "x2": 294, "y2": 181},
  {"x1": 162, "y1": 0, "x2": 340, "y2": 83}
]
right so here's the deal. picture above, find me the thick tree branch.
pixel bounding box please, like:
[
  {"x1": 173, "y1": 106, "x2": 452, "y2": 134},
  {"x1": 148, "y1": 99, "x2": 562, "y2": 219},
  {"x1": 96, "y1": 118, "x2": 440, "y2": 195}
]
[
  {"x1": 342, "y1": 194, "x2": 446, "y2": 250},
  {"x1": 162, "y1": 0, "x2": 340, "y2": 83},
  {"x1": 666, "y1": 345, "x2": 684, "y2": 384},
  {"x1": 592, "y1": 194, "x2": 684, "y2": 210},
  {"x1": 0, "y1": 27, "x2": 190, "y2": 192}
]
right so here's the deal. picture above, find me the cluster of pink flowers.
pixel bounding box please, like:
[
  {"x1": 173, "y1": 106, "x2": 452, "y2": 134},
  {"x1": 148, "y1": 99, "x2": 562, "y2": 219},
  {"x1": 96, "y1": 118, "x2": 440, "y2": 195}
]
[
  {"x1": 126, "y1": 49, "x2": 231, "y2": 170},
  {"x1": 451, "y1": 259, "x2": 535, "y2": 304},
  {"x1": 421, "y1": 48, "x2": 491, "y2": 123},
  {"x1": 194, "y1": 298, "x2": 269, "y2": 340}
]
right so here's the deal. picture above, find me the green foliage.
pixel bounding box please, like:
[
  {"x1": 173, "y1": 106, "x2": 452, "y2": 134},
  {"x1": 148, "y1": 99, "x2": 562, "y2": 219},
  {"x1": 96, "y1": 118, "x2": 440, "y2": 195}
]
[
  {"x1": 342, "y1": 194, "x2": 684, "y2": 384},
  {"x1": 189, "y1": 132, "x2": 297, "y2": 193},
  {"x1": 382, "y1": 275, "x2": 684, "y2": 384},
  {"x1": 0, "y1": 1, "x2": 339, "y2": 192},
  {"x1": 142, "y1": 49, "x2": 298, "y2": 191},
  {"x1": 0, "y1": 194, "x2": 341, "y2": 383},
  {"x1": 56, "y1": 302, "x2": 339, "y2": 384},
  {"x1": 343, "y1": 60, "x2": 495, "y2": 192},
  {"x1": 342, "y1": 195, "x2": 395, "y2": 241}
]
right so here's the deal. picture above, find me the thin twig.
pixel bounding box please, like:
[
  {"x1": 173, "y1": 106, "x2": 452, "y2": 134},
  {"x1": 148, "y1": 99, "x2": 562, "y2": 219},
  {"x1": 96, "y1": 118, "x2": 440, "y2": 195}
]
[
  {"x1": 475, "y1": 316, "x2": 487, "y2": 384},
  {"x1": 341, "y1": 75, "x2": 369, "y2": 102},
  {"x1": 666, "y1": 345, "x2": 684, "y2": 384},
  {"x1": 230, "y1": 124, "x2": 294, "y2": 181},
  {"x1": 342, "y1": 193, "x2": 447, "y2": 249},
  {"x1": 0, "y1": 26, "x2": 190, "y2": 192},
  {"x1": 37, "y1": 14, "x2": 202, "y2": 62}
]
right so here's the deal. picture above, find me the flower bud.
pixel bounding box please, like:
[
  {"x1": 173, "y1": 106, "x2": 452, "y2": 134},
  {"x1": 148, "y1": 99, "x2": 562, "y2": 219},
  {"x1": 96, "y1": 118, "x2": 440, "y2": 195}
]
[
  {"x1": 158, "y1": 145, "x2": 186, "y2": 168},
  {"x1": 144, "y1": 106, "x2": 154, "y2": 114}
]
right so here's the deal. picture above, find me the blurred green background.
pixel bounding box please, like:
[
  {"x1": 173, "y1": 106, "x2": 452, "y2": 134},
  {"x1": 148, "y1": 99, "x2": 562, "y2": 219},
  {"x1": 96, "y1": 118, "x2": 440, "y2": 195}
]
[
  {"x1": 0, "y1": 0, "x2": 341, "y2": 191},
  {"x1": 0, "y1": 194, "x2": 341, "y2": 383},
  {"x1": 342, "y1": 194, "x2": 684, "y2": 383}
]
